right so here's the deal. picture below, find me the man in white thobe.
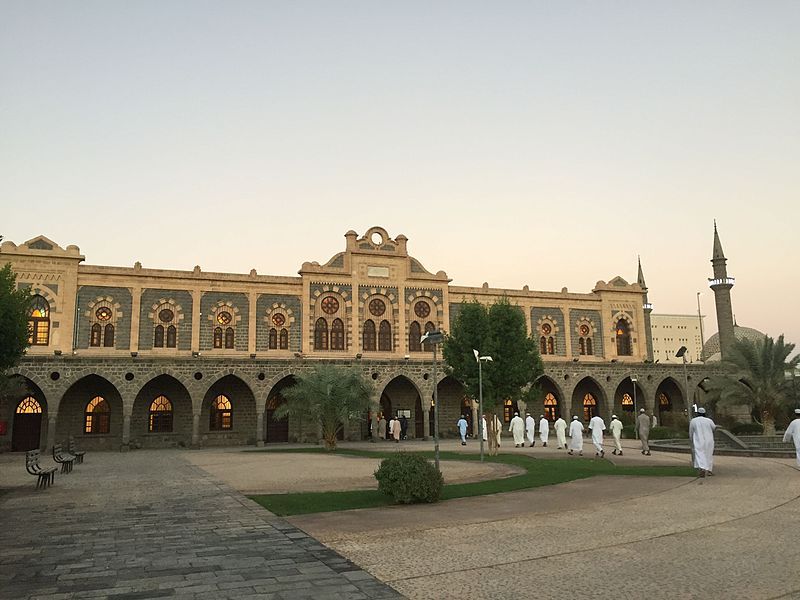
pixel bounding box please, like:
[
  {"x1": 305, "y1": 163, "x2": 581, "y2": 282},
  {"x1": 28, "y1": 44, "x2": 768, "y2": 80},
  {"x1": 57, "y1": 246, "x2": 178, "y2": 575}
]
[
  {"x1": 482, "y1": 416, "x2": 488, "y2": 442},
  {"x1": 525, "y1": 412, "x2": 536, "y2": 447},
  {"x1": 457, "y1": 416, "x2": 468, "y2": 446},
  {"x1": 554, "y1": 416, "x2": 567, "y2": 449},
  {"x1": 588, "y1": 414, "x2": 606, "y2": 457},
  {"x1": 609, "y1": 414, "x2": 624, "y2": 456},
  {"x1": 568, "y1": 416, "x2": 584, "y2": 456},
  {"x1": 390, "y1": 417, "x2": 401, "y2": 443},
  {"x1": 782, "y1": 408, "x2": 800, "y2": 469},
  {"x1": 509, "y1": 412, "x2": 525, "y2": 447},
  {"x1": 689, "y1": 407, "x2": 716, "y2": 477},
  {"x1": 538, "y1": 415, "x2": 549, "y2": 447}
]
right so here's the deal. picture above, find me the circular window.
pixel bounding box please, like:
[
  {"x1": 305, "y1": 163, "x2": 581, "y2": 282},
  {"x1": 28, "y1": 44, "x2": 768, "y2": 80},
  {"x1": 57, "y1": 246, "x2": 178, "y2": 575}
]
[
  {"x1": 321, "y1": 296, "x2": 339, "y2": 314},
  {"x1": 579, "y1": 324, "x2": 590, "y2": 336},
  {"x1": 95, "y1": 306, "x2": 112, "y2": 321},
  {"x1": 272, "y1": 313, "x2": 286, "y2": 327},
  {"x1": 125, "y1": 372, "x2": 134, "y2": 381},
  {"x1": 414, "y1": 301, "x2": 431, "y2": 318},
  {"x1": 542, "y1": 323, "x2": 552, "y2": 335},
  {"x1": 50, "y1": 371, "x2": 60, "y2": 381},
  {"x1": 159, "y1": 308, "x2": 175, "y2": 323},
  {"x1": 369, "y1": 299, "x2": 386, "y2": 317},
  {"x1": 370, "y1": 232, "x2": 383, "y2": 246},
  {"x1": 194, "y1": 372, "x2": 203, "y2": 380},
  {"x1": 216, "y1": 311, "x2": 232, "y2": 325}
]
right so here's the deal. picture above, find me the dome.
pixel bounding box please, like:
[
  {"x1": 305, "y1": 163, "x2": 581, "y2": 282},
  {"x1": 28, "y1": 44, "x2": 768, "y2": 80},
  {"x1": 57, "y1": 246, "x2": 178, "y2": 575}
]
[{"x1": 703, "y1": 325, "x2": 767, "y2": 361}]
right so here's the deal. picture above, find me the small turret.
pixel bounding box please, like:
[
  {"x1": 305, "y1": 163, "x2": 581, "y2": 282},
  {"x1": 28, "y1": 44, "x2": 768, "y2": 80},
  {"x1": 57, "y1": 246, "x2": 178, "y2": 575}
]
[
  {"x1": 638, "y1": 256, "x2": 654, "y2": 361},
  {"x1": 708, "y1": 221, "x2": 736, "y2": 359}
]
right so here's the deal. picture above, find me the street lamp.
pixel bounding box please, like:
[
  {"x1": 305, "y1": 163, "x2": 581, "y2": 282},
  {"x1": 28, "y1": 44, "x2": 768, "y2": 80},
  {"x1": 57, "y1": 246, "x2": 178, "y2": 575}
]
[
  {"x1": 631, "y1": 376, "x2": 639, "y2": 439},
  {"x1": 676, "y1": 345, "x2": 695, "y2": 464},
  {"x1": 421, "y1": 330, "x2": 445, "y2": 471},
  {"x1": 473, "y1": 349, "x2": 493, "y2": 462}
]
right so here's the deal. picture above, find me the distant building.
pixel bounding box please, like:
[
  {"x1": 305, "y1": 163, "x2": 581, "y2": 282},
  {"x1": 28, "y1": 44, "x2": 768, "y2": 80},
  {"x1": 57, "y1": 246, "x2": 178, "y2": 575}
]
[{"x1": 650, "y1": 314, "x2": 705, "y2": 364}]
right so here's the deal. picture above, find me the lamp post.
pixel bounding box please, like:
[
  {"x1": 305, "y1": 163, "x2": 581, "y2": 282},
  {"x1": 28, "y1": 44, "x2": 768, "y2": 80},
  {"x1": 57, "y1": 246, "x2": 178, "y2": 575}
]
[
  {"x1": 421, "y1": 330, "x2": 445, "y2": 471},
  {"x1": 631, "y1": 376, "x2": 639, "y2": 439},
  {"x1": 676, "y1": 345, "x2": 694, "y2": 463},
  {"x1": 697, "y1": 292, "x2": 705, "y2": 361},
  {"x1": 473, "y1": 349, "x2": 493, "y2": 462}
]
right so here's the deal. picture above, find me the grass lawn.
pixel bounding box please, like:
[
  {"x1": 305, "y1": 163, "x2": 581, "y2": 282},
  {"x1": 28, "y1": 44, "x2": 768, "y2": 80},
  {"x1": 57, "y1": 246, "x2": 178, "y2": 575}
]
[{"x1": 248, "y1": 448, "x2": 695, "y2": 516}]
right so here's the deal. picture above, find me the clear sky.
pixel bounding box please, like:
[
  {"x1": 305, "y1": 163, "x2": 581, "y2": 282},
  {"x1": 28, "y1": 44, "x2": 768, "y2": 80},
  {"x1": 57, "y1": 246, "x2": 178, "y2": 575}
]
[{"x1": 2, "y1": 1, "x2": 799, "y2": 347}]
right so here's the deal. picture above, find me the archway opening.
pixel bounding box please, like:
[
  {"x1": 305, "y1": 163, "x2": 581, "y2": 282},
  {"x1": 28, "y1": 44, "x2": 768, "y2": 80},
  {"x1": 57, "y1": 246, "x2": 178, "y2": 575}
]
[
  {"x1": 202, "y1": 375, "x2": 256, "y2": 446},
  {"x1": 571, "y1": 377, "x2": 606, "y2": 423},
  {"x1": 655, "y1": 377, "x2": 685, "y2": 428},
  {"x1": 265, "y1": 376, "x2": 296, "y2": 443},
  {"x1": 132, "y1": 374, "x2": 192, "y2": 448},
  {"x1": 536, "y1": 376, "x2": 563, "y2": 421},
  {"x1": 57, "y1": 374, "x2": 123, "y2": 450},
  {"x1": 613, "y1": 377, "x2": 645, "y2": 426},
  {"x1": 9, "y1": 376, "x2": 48, "y2": 452},
  {"x1": 381, "y1": 376, "x2": 423, "y2": 439}
]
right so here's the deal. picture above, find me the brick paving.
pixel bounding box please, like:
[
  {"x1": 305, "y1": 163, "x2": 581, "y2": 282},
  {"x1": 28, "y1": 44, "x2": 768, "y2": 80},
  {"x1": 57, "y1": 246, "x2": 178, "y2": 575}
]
[{"x1": 0, "y1": 451, "x2": 403, "y2": 600}]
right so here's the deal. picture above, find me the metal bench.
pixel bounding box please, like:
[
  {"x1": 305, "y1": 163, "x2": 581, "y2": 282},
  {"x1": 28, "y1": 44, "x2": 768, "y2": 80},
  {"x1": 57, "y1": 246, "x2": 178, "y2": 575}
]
[
  {"x1": 52, "y1": 444, "x2": 76, "y2": 474},
  {"x1": 26, "y1": 450, "x2": 57, "y2": 489},
  {"x1": 68, "y1": 437, "x2": 86, "y2": 464}
]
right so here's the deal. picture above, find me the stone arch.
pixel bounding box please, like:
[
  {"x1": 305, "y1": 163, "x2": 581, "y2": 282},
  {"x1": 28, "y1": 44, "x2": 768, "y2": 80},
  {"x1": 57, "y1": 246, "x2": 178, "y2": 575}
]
[
  {"x1": 534, "y1": 375, "x2": 565, "y2": 421},
  {"x1": 571, "y1": 376, "x2": 607, "y2": 422},
  {"x1": 197, "y1": 369, "x2": 257, "y2": 403},
  {"x1": 5, "y1": 375, "x2": 49, "y2": 451},
  {"x1": 612, "y1": 377, "x2": 647, "y2": 424},
  {"x1": 435, "y1": 376, "x2": 467, "y2": 438},
  {"x1": 264, "y1": 374, "x2": 300, "y2": 443},
  {"x1": 134, "y1": 368, "x2": 194, "y2": 399},
  {"x1": 654, "y1": 376, "x2": 684, "y2": 427},
  {"x1": 6, "y1": 366, "x2": 52, "y2": 402},
  {"x1": 57, "y1": 368, "x2": 128, "y2": 400},
  {"x1": 379, "y1": 375, "x2": 425, "y2": 439},
  {"x1": 131, "y1": 374, "x2": 193, "y2": 448},
  {"x1": 57, "y1": 374, "x2": 124, "y2": 450},
  {"x1": 200, "y1": 374, "x2": 257, "y2": 446}
]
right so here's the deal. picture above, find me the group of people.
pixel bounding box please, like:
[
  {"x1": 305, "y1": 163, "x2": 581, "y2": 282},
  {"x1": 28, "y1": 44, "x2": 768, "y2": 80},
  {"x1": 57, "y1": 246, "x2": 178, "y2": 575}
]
[{"x1": 370, "y1": 413, "x2": 408, "y2": 443}]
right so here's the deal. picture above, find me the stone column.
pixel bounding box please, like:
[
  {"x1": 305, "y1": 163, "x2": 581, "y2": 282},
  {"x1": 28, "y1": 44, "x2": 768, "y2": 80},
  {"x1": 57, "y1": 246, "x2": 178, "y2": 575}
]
[
  {"x1": 46, "y1": 416, "x2": 57, "y2": 452},
  {"x1": 191, "y1": 412, "x2": 201, "y2": 447},
  {"x1": 121, "y1": 407, "x2": 132, "y2": 451},
  {"x1": 130, "y1": 286, "x2": 142, "y2": 353},
  {"x1": 471, "y1": 400, "x2": 479, "y2": 439},
  {"x1": 248, "y1": 291, "x2": 257, "y2": 355},
  {"x1": 256, "y1": 411, "x2": 264, "y2": 447},
  {"x1": 191, "y1": 290, "x2": 201, "y2": 353}
]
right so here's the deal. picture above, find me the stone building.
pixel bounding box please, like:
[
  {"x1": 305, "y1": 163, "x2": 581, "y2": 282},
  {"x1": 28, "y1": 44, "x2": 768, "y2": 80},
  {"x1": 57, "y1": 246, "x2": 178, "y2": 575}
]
[{"x1": 1, "y1": 226, "x2": 730, "y2": 452}]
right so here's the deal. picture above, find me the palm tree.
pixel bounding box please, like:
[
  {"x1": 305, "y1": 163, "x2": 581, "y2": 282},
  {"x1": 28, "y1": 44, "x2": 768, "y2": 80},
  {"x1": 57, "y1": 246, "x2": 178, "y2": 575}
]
[
  {"x1": 704, "y1": 335, "x2": 799, "y2": 435},
  {"x1": 274, "y1": 365, "x2": 374, "y2": 450}
]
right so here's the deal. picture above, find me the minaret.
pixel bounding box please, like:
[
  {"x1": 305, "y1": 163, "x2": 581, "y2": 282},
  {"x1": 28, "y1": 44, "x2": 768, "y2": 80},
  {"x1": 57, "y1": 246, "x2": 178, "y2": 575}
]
[
  {"x1": 637, "y1": 256, "x2": 654, "y2": 361},
  {"x1": 709, "y1": 221, "x2": 736, "y2": 359}
]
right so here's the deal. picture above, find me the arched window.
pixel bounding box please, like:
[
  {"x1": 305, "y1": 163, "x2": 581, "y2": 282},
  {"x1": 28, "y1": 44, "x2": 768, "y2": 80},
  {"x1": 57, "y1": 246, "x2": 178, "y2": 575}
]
[
  {"x1": 378, "y1": 320, "x2": 392, "y2": 351},
  {"x1": 363, "y1": 320, "x2": 376, "y2": 351},
  {"x1": 547, "y1": 337, "x2": 555, "y2": 354},
  {"x1": 583, "y1": 393, "x2": 597, "y2": 421},
  {"x1": 622, "y1": 393, "x2": 634, "y2": 411},
  {"x1": 166, "y1": 325, "x2": 177, "y2": 348},
  {"x1": 213, "y1": 327, "x2": 223, "y2": 349},
  {"x1": 422, "y1": 321, "x2": 435, "y2": 352},
  {"x1": 331, "y1": 318, "x2": 345, "y2": 350},
  {"x1": 268, "y1": 328, "x2": 277, "y2": 349},
  {"x1": 84, "y1": 396, "x2": 110, "y2": 434},
  {"x1": 409, "y1": 321, "x2": 422, "y2": 352},
  {"x1": 90, "y1": 323, "x2": 102, "y2": 347},
  {"x1": 578, "y1": 337, "x2": 586, "y2": 355},
  {"x1": 503, "y1": 399, "x2": 514, "y2": 423},
  {"x1": 314, "y1": 318, "x2": 329, "y2": 350},
  {"x1": 210, "y1": 394, "x2": 232, "y2": 430},
  {"x1": 586, "y1": 337, "x2": 593, "y2": 355},
  {"x1": 544, "y1": 393, "x2": 558, "y2": 421},
  {"x1": 279, "y1": 328, "x2": 288, "y2": 350},
  {"x1": 616, "y1": 319, "x2": 632, "y2": 356},
  {"x1": 659, "y1": 392, "x2": 672, "y2": 411},
  {"x1": 540, "y1": 337, "x2": 547, "y2": 354},
  {"x1": 224, "y1": 327, "x2": 234, "y2": 349},
  {"x1": 28, "y1": 295, "x2": 50, "y2": 346},
  {"x1": 148, "y1": 395, "x2": 173, "y2": 433},
  {"x1": 103, "y1": 324, "x2": 114, "y2": 347},
  {"x1": 154, "y1": 324, "x2": 165, "y2": 348},
  {"x1": 16, "y1": 396, "x2": 42, "y2": 414}
]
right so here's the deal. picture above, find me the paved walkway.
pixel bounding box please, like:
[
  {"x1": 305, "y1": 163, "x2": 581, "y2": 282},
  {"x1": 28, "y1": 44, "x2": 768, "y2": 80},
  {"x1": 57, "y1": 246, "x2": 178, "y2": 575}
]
[{"x1": 0, "y1": 451, "x2": 403, "y2": 600}]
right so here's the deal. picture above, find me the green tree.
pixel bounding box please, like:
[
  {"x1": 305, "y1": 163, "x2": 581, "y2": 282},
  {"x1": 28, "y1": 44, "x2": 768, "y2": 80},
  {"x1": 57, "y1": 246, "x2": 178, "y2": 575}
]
[
  {"x1": 0, "y1": 263, "x2": 31, "y2": 372},
  {"x1": 274, "y1": 365, "x2": 374, "y2": 450},
  {"x1": 443, "y1": 298, "x2": 544, "y2": 454},
  {"x1": 704, "y1": 335, "x2": 799, "y2": 435}
]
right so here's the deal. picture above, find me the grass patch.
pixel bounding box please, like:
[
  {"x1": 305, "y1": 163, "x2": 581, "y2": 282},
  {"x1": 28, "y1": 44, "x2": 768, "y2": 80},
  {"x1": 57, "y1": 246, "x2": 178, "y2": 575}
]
[{"x1": 248, "y1": 448, "x2": 695, "y2": 516}]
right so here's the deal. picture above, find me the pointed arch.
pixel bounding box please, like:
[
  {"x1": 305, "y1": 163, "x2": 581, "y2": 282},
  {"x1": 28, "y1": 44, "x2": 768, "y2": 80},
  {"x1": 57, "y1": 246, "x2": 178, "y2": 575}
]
[
  {"x1": 378, "y1": 320, "x2": 392, "y2": 351},
  {"x1": 409, "y1": 321, "x2": 422, "y2": 352},
  {"x1": 363, "y1": 319, "x2": 376, "y2": 351},
  {"x1": 279, "y1": 328, "x2": 288, "y2": 349},
  {"x1": 268, "y1": 328, "x2": 278, "y2": 349},
  {"x1": 27, "y1": 295, "x2": 50, "y2": 346},
  {"x1": 331, "y1": 318, "x2": 345, "y2": 350},
  {"x1": 615, "y1": 318, "x2": 632, "y2": 356},
  {"x1": 571, "y1": 376, "x2": 607, "y2": 422},
  {"x1": 314, "y1": 318, "x2": 328, "y2": 350}
]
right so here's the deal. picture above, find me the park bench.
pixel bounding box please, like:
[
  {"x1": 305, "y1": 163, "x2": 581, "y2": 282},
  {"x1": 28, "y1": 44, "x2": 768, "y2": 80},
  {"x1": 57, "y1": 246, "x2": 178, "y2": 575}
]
[
  {"x1": 68, "y1": 437, "x2": 86, "y2": 464},
  {"x1": 26, "y1": 450, "x2": 57, "y2": 489},
  {"x1": 52, "y1": 444, "x2": 76, "y2": 474}
]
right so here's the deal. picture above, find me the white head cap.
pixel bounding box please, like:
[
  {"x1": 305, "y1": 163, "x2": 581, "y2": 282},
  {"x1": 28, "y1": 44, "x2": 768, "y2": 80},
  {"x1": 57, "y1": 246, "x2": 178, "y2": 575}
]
[
  {"x1": 612, "y1": 414, "x2": 618, "y2": 419},
  {"x1": 794, "y1": 408, "x2": 800, "y2": 415},
  {"x1": 639, "y1": 408, "x2": 645, "y2": 413},
  {"x1": 698, "y1": 407, "x2": 706, "y2": 414},
  {"x1": 540, "y1": 414, "x2": 544, "y2": 418},
  {"x1": 572, "y1": 416, "x2": 578, "y2": 420}
]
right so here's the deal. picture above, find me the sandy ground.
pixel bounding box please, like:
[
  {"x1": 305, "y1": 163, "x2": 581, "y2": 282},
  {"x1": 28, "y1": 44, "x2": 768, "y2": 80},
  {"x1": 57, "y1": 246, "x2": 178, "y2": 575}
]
[{"x1": 183, "y1": 448, "x2": 523, "y2": 494}]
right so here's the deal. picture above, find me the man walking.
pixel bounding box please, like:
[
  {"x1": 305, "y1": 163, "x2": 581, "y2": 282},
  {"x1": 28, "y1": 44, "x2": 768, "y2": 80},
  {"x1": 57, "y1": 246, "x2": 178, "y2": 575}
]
[
  {"x1": 538, "y1": 414, "x2": 550, "y2": 447},
  {"x1": 637, "y1": 408, "x2": 652, "y2": 456},
  {"x1": 554, "y1": 415, "x2": 567, "y2": 449},
  {"x1": 609, "y1": 414, "x2": 623, "y2": 455},
  {"x1": 378, "y1": 415, "x2": 387, "y2": 440},
  {"x1": 509, "y1": 412, "x2": 526, "y2": 448},
  {"x1": 782, "y1": 408, "x2": 800, "y2": 469},
  {"x1": 525, "y1": 412, "x2": 536, "y2": 447},
  {"x1": 457, "y1": 415, "x2": 469, "y2": 446},
  {"x1": 588, "y1": 414, "x2": 606, "y2": 457},
  {"x1": 689, "y1": 407, "x2": 716, "y2": 477},
  {"x1": 568, "y1": 416, "x2": 584, "y2": 456}
]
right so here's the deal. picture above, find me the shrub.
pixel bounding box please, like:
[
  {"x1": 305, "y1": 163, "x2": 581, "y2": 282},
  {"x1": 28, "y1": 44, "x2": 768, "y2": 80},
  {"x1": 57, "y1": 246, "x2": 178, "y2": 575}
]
[
  {"x1": 730, "y1": 422, "x2": 764, "y2": 435},
  {"x1": 374, "y1": 453, "x2": 443, "y2": 504},
  {"x1": 621, "y1": 425, "x2": 636, "y2": 439},
  {"x1": 649, "y1": 426, "x2": 688, "y2": 440}
]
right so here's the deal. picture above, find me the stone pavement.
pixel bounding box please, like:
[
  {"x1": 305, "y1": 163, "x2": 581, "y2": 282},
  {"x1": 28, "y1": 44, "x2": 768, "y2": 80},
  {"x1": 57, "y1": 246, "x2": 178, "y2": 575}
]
[{"x1": 0, "y1": 451, "x2": 403, "y2": 600}]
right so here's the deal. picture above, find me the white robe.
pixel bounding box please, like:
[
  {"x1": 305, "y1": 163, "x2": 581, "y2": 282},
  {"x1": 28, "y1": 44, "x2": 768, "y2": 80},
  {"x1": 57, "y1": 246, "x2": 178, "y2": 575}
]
[
  {"x1": 588, "y1": 416, "x2": 605, "y2": 453},
  {"x1": 568, "y1": 420, "x2": 584, "y2": 452},
  {"x1": 493, "y1": 415, "x2": 502, "y2": 446},
  {"x1": 509, "y1": 416, "x2": 525, "y2": 445},
  {"x1": 554, "y1": 418, "x2": 567, "y2": 448},
  {"x1": 525, "y1": 416, "x2": 536, "y2": 445},
  {"x1": 482, "y1": 417, "x2": 488, "y2": 441},
  {"x1": 782, "y1": 418, "x2": 800, "y2": 467},
  {"x1": 689, "y1": 415, "x2": 716, "y2": 471},
  {"x1": 457, "y1": 418, "x2": 468, "y2": 442},
  {"x1": 538, "y1": 418, "x2": 550, "y2": 444},
  {"x1": 609, "y1": 419, "x2": 623, "y2": 452}
]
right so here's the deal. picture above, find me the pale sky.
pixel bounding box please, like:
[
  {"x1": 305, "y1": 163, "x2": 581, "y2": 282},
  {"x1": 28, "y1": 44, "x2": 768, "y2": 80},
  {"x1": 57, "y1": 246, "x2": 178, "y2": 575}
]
[{"x1": 2, "y1": 1, "x2": 799, "y2": 347}]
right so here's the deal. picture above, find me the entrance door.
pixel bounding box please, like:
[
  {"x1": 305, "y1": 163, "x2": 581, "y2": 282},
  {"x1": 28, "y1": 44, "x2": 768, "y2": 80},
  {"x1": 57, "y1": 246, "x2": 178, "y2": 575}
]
[
  {"x1": 265, "y1": 395, "x2": 289, "y2": 443},
  {"x1": 414, "y1": 396, "x2": 424, "y2": 438},
  {"x1": 12, "y1": 396, "x2": 43, "y2": 451}
]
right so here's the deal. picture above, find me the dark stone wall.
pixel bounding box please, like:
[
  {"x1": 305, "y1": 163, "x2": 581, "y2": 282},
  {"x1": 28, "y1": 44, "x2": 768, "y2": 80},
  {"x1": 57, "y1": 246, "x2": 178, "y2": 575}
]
[
  {"x1": 139, "y1": 289, "x2": 194, "y2": 351},
  {"x1": 256, "y1": 294, "x2": 303, "y2": 352},
  {"x1": 199, "y1": 292, "x2": 249, "y2": 352},
  {"x1": 76, "y1": 286, "x2": 133, "y2": 350},
  {"x1": 531, "y1": 307, "x2": 567, "y2": 357}
]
